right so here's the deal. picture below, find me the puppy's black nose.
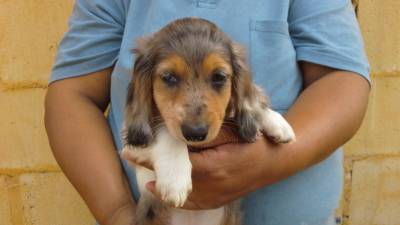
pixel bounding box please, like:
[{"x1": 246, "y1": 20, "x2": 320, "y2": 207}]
[{"x1": 181, "y1": 123, "x2": 208, "y2": 142}]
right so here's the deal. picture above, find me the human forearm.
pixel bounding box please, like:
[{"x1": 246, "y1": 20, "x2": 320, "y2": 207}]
[
  {"x1": 181, "y1": 70, "x2": 370, "y2": 209},
  {"x1": 278, "y1": 71, "x2": 370, "y2": 174},
  {"x1": 45, "y1": 73, "x2": 135, "y2": 224},
  {"x1": 241, "y1": 70, "x2": 371, "y2": 189}
]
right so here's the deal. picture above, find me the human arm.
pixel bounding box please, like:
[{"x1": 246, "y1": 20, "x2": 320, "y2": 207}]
[
  {"x1": 154, "y1": 62, "x2": 369, "y2": 210},
  {"x1": 45, "y1": 0, "x2": 135, "y2": 222},
  {"x1": 45, "y1": 69, "x2": 136, "y2": 225}
]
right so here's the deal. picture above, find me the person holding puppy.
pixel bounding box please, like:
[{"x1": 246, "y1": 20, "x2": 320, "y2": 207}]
[{"x1": 45, "y1": 0, "x2": 370, "y2": 224}]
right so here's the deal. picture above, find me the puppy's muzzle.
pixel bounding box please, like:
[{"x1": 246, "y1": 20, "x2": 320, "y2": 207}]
[{"x1": 181, "y1": 122, "x2": 209, "y2": 142}]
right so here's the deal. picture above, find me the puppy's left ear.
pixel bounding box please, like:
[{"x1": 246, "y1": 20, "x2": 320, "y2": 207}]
[
  {"x1": 123, "y1": 37, "x2": 155, "y2": 147},
  {"x1": 230, "y1": 43, "x2": 265, "y2": 142}
]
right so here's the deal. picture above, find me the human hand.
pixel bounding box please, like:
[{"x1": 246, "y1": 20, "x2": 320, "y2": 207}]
[{"x1": 146, "y1": 136, "x2": 289, "y2": 210}]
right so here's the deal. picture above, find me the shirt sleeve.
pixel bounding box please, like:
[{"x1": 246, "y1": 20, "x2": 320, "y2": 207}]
[
  {"x1": 49, "y1": 0, "x2": 127, "y2": 83},
  {"x1": 289, "y1": 0, "x2": 370, "y2": 83}
]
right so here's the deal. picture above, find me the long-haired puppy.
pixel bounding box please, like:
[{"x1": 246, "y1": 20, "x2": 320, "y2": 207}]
[{"x1": 121, "y1": 18, "x2": 295, "y2": 225}]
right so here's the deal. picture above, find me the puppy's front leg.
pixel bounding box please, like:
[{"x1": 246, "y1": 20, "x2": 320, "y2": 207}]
[
  {"x1": 152, "y1": 127, "x2": 192, "y2": 208},
  {"x1": 262, "y1": 108, "x2": 296, "y2": 143}
]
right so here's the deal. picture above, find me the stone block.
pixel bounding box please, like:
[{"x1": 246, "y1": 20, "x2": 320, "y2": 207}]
[
  {"x1": 19, "y1": 172, "x2": 95, "y2": 225},
  {"x1": 345, "y1": 76, "x2": 400, "y2": 156},
  {"x1": 0, "y1": 89, "x2": 59, "y2": 172},
  {"x1": 358, "y1": 0, "x2": 400, "y2": 75},
  {"x1": 0, "y1": 0, "x2": 74, "y2": 86},
  {"x1": 0, "y1": 176, "x2": 13, "y2": 225},
  {"x1": 349, "y1": 158, "x2": 400, "y2": 225}
]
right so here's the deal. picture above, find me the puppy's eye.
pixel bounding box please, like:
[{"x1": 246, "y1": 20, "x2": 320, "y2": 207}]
[
  {"x1": 161, "y1": 73, "x2": 179, "y2": 86},
  {"x1": 211, "y1": 72, "x2": 227, "y2": 89}
]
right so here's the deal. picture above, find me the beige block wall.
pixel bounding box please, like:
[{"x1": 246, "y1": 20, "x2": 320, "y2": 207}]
[
  {"x1": 342, "y1": 0, "x2": 400, "y2": 225},
  {"x1": 0, "y1": 1, "x2": 95, "y2": 224},
  {"x1": 0, "y1": 0, "x2": 398, "y2": 224}
]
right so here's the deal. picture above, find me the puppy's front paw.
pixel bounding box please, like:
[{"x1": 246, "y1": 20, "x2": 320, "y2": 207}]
[
  {"x1": 262, "y1": 110, "x2": 296, "y2": 143},
  {"x1": 267, "y1": 120, "x2": 295, "y2": 143},
  {"x1": 156, "y1": 168, "x2": 192, "y2": 207},
  {"x1": 121, "y1": 145, "x2": 152, "y2": 167}
]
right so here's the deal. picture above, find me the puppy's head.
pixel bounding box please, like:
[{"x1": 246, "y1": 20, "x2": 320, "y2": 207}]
[{"x1": 124, "y1": 18, "x2": 259, "y2": 147}]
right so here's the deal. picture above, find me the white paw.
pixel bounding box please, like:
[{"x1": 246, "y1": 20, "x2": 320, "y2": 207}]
[
  {"x1": 120, "y1": 145, "x2": 151, "y2": 166},
  {"x1": 262, "y1": 110, "x2": 296, "y2": 143},
  {"x1": 156, "y1": 168, "x2": 192, "y2": 207}
]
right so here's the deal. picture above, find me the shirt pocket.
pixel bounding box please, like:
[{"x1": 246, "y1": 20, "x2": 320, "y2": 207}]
[{"x1": 249, "y1": 19, "x2": 300, "y2": 111}]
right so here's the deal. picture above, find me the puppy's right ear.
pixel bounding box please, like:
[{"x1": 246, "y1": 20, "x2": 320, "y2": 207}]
[{"x1": 123, "y1": 37, "x2": 155, "y2": 147}]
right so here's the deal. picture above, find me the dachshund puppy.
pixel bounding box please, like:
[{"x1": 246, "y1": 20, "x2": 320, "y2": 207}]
[{"x1": 121, "y1": 18, "x2": 295, "y2": 225}]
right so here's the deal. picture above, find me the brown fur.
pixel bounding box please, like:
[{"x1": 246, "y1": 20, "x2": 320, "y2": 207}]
[
  {"x1": 152, "y1": 53, "x2": 232, "y2": 145},
  {"x1": 123, "y1": 17, "x2": 271, "y2": 225}
]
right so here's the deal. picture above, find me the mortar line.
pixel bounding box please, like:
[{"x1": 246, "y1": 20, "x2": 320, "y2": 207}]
[
  {"x1": 0, "y1": 81, "x2": 48, "y2": 91},
  {"x1": 341, "y1": 158, "x2": 354, "y2": 225},
  {"x1": 0, "y1": 167, "x2": 61, "y2": 176},
  {"x1": 346, "y1": 154, "x2": 400, "y2": 162}
]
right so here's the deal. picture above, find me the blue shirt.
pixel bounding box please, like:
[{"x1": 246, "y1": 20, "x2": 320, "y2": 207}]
[{"x1": 50, "y1": 0, "x2": 370, "y2": 224}]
